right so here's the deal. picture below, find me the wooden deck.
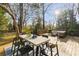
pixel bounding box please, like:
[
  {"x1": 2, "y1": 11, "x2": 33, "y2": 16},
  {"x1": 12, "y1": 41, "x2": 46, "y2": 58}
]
[
  {"x1": 56, "y1": 36, "x2": 79, "y2": 56},
  {"x1": 0, "y1": 36, "x2": 79, "y2": 56},
  {"x1": 29, "y1": 36, "x2": 79, "y2": 56}
]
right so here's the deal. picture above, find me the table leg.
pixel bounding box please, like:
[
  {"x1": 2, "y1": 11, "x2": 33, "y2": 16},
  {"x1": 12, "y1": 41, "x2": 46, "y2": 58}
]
[
  {"x1": 36, "y1": 46, "x2": 39, "y2": 56},
  {"x1": 33, "y1": 45, "x2": 34, "y2": 56}
]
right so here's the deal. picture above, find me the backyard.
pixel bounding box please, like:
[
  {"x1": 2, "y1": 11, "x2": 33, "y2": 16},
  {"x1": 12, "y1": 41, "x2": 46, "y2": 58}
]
[{"x1": 0, "y1": 3, "x2": 79, "y2": 56}]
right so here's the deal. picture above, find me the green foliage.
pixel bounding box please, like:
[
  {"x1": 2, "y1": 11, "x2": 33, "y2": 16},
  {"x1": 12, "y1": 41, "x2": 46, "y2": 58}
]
[
  {"x1": 8, "y1": 23, "x2": 13, "y2": 31},
  {"x1": 56, "y1": 8, "x2": 79, "y2": 36},
  {"x1": 0, "y1": 7, "x2": 9, "y2": 31},
  {"x1": 57, "y1": 9, "x2": 77, "y2": 34},
  {"x1": 22, "y1": 27, "x2": 31, "y2": 33},
  {"x1": 0, "y1": 33, "x2": 4, "y2": 37},
  {"x1": 32, "y1": 17, "x2": 43, "y2": 34},
  {"x1": 22, "y1": 26, "x2": 32, "y2": 37}
]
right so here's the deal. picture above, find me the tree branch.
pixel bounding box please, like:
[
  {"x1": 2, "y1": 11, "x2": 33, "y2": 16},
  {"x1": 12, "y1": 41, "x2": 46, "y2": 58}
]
[{"x1": 0, "y1": 4, "x2": 19, "y2": 37}]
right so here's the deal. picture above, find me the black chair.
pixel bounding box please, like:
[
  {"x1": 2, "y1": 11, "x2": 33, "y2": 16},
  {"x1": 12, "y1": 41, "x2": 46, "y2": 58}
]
[
  {"x1": 11, "y1": 38, "x2": 20, "y2": 56},
  {"x1": 18, "y1": 45, "x2": 33, "y2": 56},
  {"x1": 19, "y1": 37, "x2": 34, "y2": 56},
  {"x1": 40, "y1": 47, "x2": 48, "y2": 56},
  {"x1": 12, "y1": 37, "x2": 34, "y2": 56},
  {"x1": 41, "y1": 36, "x2": 59, "y2": 56}
]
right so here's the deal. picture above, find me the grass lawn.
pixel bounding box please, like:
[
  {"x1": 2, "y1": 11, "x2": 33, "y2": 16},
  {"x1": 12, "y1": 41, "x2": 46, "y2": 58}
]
[
  {"x1": 0, "y1": 32, "x2": 16, "y2": 46},
  {"x1": 0, "y1": 32, "x2": 16, "y2": 56}
]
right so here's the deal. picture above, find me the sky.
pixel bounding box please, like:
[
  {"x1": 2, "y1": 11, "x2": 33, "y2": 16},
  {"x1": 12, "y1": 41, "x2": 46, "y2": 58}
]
[
  {"x1": 6, "y1": 3, "x2": 79, "y2": 25},
  {"x1": 44, "y1": 3, "x2": 79, "y2": 25}
]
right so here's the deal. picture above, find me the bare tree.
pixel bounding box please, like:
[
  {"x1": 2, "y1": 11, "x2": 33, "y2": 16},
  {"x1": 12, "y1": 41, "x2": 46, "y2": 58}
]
[
  {"x1": 41, "y1": 3, "x2": 52, "y2": 29},
  {"x1": 0, "y1": 3, "x2": 19, "y2": 38},
  {"x1": 18, "y1": 3, "x2": 23, "y2": 33}
]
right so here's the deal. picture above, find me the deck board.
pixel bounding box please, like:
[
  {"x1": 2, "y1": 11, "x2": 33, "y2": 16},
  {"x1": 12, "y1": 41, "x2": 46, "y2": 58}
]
[{"x1": 54, "y1": 36, "x2": 79, "y2": 56}]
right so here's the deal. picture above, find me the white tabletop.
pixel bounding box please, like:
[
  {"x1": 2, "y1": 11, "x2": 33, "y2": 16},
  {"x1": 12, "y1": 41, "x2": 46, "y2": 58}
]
[{"x1": 19, "y1": 35, "x2": 49, "y2": 46}]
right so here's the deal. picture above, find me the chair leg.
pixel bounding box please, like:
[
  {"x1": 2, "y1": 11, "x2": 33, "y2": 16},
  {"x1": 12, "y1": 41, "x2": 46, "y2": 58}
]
[
  {"x1": 46, "y1": 42, "x2": 48, "y2": 47},
  {"x1": 56, "y1": 45, "x2": 59, "y2": 56},
  {"x1": 40, "y1": 46, "x2": 42, "y2": 56},
  {"x1": 36, "y1": 46, "x2": 39, "y2": 56},
  {"x1": 50, "y1": 48, "x2": 53, "y2": 56},
  {"x1": 16, "y1": 45, "x2": 20, "y2": 56},
  {"x1": 13, "y1": 46, "x2": 16, "y2": 56}
]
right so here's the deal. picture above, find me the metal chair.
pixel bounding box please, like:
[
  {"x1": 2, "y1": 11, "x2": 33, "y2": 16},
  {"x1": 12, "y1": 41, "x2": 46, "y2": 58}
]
[
  {"x1": 11, "y1": 38, "x2": 20, "y2": 56},
  {"x1": 40, "y1": 46, "x2": 48, "y2": 56},
  {"x1": 47, "y1": 41, "x2": 59, "y2": 56},
  {"x1": 42, "y1": 36, "x2": 59, "y2": 56},
  {"x1": 18, "y1": 45, "x2": 33, "y2": 56},
  {"x1": 12, "y1": 37, "x2": 34, "y2": 56}
]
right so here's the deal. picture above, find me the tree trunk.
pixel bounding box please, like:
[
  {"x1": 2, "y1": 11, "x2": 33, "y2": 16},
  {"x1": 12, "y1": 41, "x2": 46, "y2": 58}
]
[
  {"x1": 42, "y1": 3, "x2": 45, "y2": 29},
  {"x1": 18, "y1": 3, "x2": 23, "y2": 33}
]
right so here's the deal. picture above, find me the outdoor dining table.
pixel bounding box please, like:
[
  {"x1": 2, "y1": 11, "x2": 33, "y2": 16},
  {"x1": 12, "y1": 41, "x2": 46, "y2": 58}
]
[{"x1": 19, "y1": 35, "x2": 50, "y2": 56}]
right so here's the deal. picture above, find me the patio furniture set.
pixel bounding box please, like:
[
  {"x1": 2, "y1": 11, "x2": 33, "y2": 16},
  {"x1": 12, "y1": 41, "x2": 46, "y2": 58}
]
[{"x1": 10, "y1": 33, "x2": 59, "y2": 56}]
